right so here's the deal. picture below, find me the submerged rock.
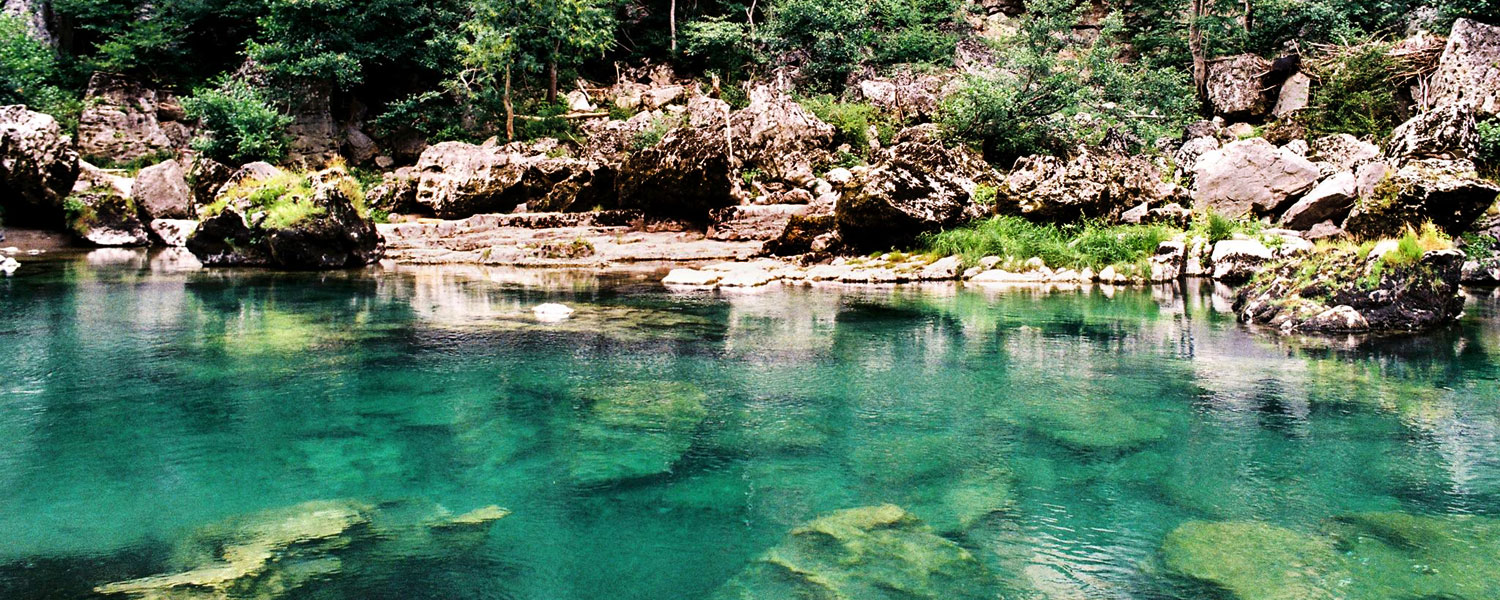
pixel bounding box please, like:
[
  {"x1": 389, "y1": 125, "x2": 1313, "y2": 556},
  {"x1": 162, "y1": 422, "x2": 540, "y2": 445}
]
[
  {"x1": 96, "y1": 498, "x2": 509, "y2": 600},
  {"x1": 565, "y1": 381, "x2": 709, "y2": 486},
  {"x1": 186, "y1": 167, "x2": 383, "y2": 269},
  {"x1": 1235, "y1": 246, "x2": 1465, "y2": 333},
  {"x1": 1164, "y1": 512, "x2": 1500, "y2": 600},
  {"x1": 0, "y1": 105, "x2": 79, "y2": 227},
  {"x1": 711, "y1": 505, "x2": 998, "y2": 600}
]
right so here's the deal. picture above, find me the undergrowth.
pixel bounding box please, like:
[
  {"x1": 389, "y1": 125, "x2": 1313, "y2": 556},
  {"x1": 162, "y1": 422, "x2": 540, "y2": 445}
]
[{"x1": 915, "y1": 215, "x2": 1176, "y2": 272}]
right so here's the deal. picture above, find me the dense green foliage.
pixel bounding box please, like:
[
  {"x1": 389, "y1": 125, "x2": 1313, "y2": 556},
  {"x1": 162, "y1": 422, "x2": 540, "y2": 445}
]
[
  {"x1": 0, "y1": 17, "x2": 75, "y2": 128},
  {"x1": 1, "y1": 0, "x2": 1494, "y2": 168},
  {"x1": 941, "y1": 4, "x2": 1195, "y2": 162},
  {"x1": 1478, "y1": 119, "x2": 1500, "y2": 176},
  {"x1": 183, "y1": 80, "x2": 294, "y2": 164}
]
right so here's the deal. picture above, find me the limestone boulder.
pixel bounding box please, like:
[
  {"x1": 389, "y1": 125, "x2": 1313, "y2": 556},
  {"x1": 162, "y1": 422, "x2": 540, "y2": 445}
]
[
  {"x1": 1193, "y1": 138, "x2": 1321, "y2": 217},
  {"x1": 709, "y1": 204, "x2": 810, "y2": 241},
  {"x1": 1309, "y1": 134, "x2": 1381, "y2": 173},
  {"x1": 76, "y1": 73, "x2": 188, "y2": 163},
  {"x1": 999, "y1": 150, "x2": 1185, "y2": 223},
  {"x1": 616, "y1": 126, "x2": 735, "y2": 219},
  {"x1": 1279, "y1": 171, "x2": 1357, "y2": 230},
  {"x1": 187, "y1": 167, "x2": 383, "y2": 269},
  {"x1": 1272, "y1": 71, "x2": 1311, "y2": 118},
  {"x1": 1385, "y1": 104, "x2": 1477, "y2": 160},
  {"x1": 730, "y1": 85, "x2": 835, "y2": 186},
  {"x1": 1237, "y1": 248, "x2": 1466, "y2": 333},
  {"x1": 0, "y1": 105, "x2": 79, "y2": 227},
  {"x1": 132, "y1": 159, "x2": 192, "y2": 219},
  {"x1": 1211, "y1": 239, "x2": 1274, "y2": 283},
  {"x1": 414, "y1": 138, "x2": 600, "y2": 218},
  {"x1": 853, "y1": 73, "x2": 947, "y2": 120},
  {"x1": 1207, "y1": 54, "x2": 1272, "y2": 119},
  {"x1": 1343, "y1": 158, "x2": 1500, "y2": 238},
  {"x1": 1430, "y1": 18, "x2": 1500, "y2": 117},
  {"x1": 834, "y1": 132, "x2": 997, "y2": 251}
]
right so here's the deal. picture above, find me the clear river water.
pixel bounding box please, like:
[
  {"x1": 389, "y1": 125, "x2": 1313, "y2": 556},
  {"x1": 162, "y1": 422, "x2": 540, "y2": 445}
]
[{"x1": 3, "y1": 249, "x2": 1500, "y2": 600}]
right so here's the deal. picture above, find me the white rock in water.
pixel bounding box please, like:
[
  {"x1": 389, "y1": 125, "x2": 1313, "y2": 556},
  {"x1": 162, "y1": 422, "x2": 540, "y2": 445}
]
[
  {"x1": 532, "y1": 303, "x2": 575, "y2": 321},
  {"x1": 1, "y1": 257, "x2": 18, "y2": 276}
]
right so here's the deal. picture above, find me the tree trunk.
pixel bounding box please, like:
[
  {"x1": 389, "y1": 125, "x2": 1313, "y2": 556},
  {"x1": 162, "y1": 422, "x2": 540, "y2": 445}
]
[
  {"x1": 670, "y1": 0, "x2": 678, "y2": 52},
  {"x1": 1189, "y1": 0, "x2": 1209, "y2": 115},
  {"x1": 504, "y1": 66, "x2": 515, "y2": 141},
  {"x1": 547, "y1": 60, "x2": 559, "y2": 104}
]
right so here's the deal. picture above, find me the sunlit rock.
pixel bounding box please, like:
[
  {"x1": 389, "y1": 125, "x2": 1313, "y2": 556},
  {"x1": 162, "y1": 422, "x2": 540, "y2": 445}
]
[
  {"x1": 711, "y1": 505, "x2": 999, "y2": 600},
  {"x1": 565, "y1": 381, "x2": 709, "y2": 486}
]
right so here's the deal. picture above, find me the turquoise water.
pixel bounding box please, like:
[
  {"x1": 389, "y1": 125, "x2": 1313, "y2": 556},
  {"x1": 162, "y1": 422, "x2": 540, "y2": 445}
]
[{"x1": 3, "y1": 249, "x2": 1500, "y2": 599}]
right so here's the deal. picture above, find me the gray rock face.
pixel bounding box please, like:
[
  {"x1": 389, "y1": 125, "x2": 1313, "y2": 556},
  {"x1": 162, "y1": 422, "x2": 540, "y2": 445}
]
[
  {"x1": 1193, "y1": 138, "x2": 1321, "y2": 218},
  {"x1": 187, "y1": 158, "x2": 232, "y2": 207},
  {"x1": 1237, "y1": 249, "x2": 1466, "y2": 333},
  {"x1": 1344, "y1": 158, "x2": 1500, "y2": 238},
  {"x1": 76, "y1": 73, "x2": 189, "y2": 163},
  {"x1": 854, "y1": 73, "x2": 947, "y2": 120},
  {"x1": 414, "y1": 138, "x2": 598, "y2": 218},
  {"x1": 3, "y1": 0, "x2": 53, "y2": 45},
  {"x1": 835, "y1": 132, "x2": 996, "y2": 251},
  {"x1": 709, "y1": 204, "x2": 809, "y2": 241},
  {"x1": 731, "y1": 85, "x2": 835, "y2": 186},
  {"x1": 187, "y1": 167, "x2": 383, "y2": 269},
  {"x1": 1173, "y1": 136, "x2": 1220, "y2": 186},
  {"x1": 1207, "y1": 54, "x2": 1272, "y2": 118},
  {"x1": 999, "y1": 150, "x2": 1184, "y2": 223},
  {"x1": 0, "y1": 105, "x2": 78, "y2": 227},
  {"x1": 1210, "y1": 239, "x2": 1274, "y2": 283},
  {"x1": 1310, "y1": 134, "x2": 1381, "y2": 173},
  {"x1": 1279, "y1": 171, "x2": 1357, "y2": 230},
  {"x1": 132, "y1": 159, "x2": 192, "y2": 219},
  {"x1": 149, "y1": 218, "x2": 197, "y2": 247},
  {"x1": 65, "y1": 187, "x2": 150, "y2": 247},
  {"x1": 1430, "y1": 18, "x2": 1500, "y2": 118},
  {"x1": 1386, "y1": 104, "x2": 1477, "y2": 160},
  {"x1": 617, "y1": 126, "x2": 735, "y2": 219},
  {"x1": 283, "y1": 81, "x2": 340, "y2": 167},
  {"x1": 1273, "y1": 71, "x2": 1311, "y2": 117}
]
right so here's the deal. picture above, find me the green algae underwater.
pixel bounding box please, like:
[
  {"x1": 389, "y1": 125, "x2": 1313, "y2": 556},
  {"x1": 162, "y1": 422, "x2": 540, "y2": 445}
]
[{"x1": 4, "y1": 251, "x2": 1500, "y2": 599}]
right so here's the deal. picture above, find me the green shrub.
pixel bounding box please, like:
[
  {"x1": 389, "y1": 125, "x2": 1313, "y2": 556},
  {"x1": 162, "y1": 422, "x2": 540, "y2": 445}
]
[
  {"x1": 797, "y1": 95, "x2": 899, "y2": 150},
  {"x1": 515, "y1": 100, "x2": 579, "y2": 142},
  {"x1": 0, "y1": 15, "x2": 79, "y2": 130},
  {"x1": 183, "y1": 80, "x2": 293, "y2": 165},
  {"x1": 1304, "y1": 42, "x2": 1402, "y2": 139},
  {"x1": 1478, "y1": 118, "x2": 1500, "y2": 178},
  {"x1": 916, "y1": 215, "x2": 1177, "y2": 271},
  {"x1": 630, "y1": 113, "x2": 680, "y2": 151},
  {"x1": 873, "y1": 28, "x2": 958, "y2": 66},
  {"x1": 682, "y1": 17, "x2": 756, "y2": 73},
  {"x1": 764, "y1": 0, "x2": 870, "y2": 92},
  {"x1": 1188, "y1": 209, "x2": 1245, "y2": 244}
]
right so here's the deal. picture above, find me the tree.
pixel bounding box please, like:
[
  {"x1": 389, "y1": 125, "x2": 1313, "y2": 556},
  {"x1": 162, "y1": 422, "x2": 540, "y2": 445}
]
[
  {"x1": 183, "y1": 79, "x2": 294, "y2": 164},
  {"x1": 463, "y1": 0, "x2": 614, "y2": 109}
]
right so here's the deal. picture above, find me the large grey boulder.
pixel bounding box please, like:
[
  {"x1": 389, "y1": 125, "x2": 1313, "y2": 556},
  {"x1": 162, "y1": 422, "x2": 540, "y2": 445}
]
[
  {"x1": 1211, "y1": 239, "x2": 1274, "y2": 283},
  {"x1": 414, "y1": 138, "x2": 598, "y2": 218},
  {"x1": 132, "y1": 159, "x2": 192, "y2": 219},
  {"x1": 1279, "y1": 171, "x2": 1357, "y2": 230},
  {"x1": 1310, "y1": 134, "x2": 1381, "y2": 173},
  {"x1": 853, "y1": 73, "x2": 948, "y2": 121},
  {"x1": 730, "y1": 85, "x2": 835, "y2": 186},
  {"x1": 187, "y1": 167, "x2": 382, "y2": 268},
  {"x1": 76, "y1": 73, "x2": 189, "y2": 163},
  {"x1": 1344, "y1": 158, "x2": 1500, "y2": 238},
  {"x1": 616, "y1": 126, "x2": 735, "y2": 219},
  {"x1": 66, "y1": 167, "x2": 149, "y2": 247},
  {"x1": 1386, "y1": 104, "x2": 1477, "y2": 160},
  {"x1": 1193, "y1": 138, "x2": 1320, "y2": 217},
  {"x1": 835, "y1": 131, "x2": 996, "y2": 251},
  {"x1": 1273, "y1": 71, "x2": 1311, "y2": 118},
  {"x1": 1207, "y1": 54, "x2": 1272, "y2": 119},
  {"x1": 1429, "y1": 18, "x2": 1500, "y2": 118},
  {"x1": 999, "y1": 150, "x2": 1185, "y2": 223},
  {"x1": 1237, "y1": 248, "x2": 1466, "y2": 333},
  {"x1": 0, "y1": 105, "x2": 78, "y2": 227}
]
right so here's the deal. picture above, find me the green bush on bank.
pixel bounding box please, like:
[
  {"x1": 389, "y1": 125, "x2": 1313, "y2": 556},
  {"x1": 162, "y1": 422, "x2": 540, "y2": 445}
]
[
  {"x1": 0, "y1": 15, "x2": 80, "y2": 131},
  {"x1": 1303, "y1": 41, "x2": 1403, "y2": 140},
  {"x1": 916, "y1": 215, "x2": 1177, "y2": 272},
  {"x1": 183, "y1": 79, "x2": 293, "y2": 165}
]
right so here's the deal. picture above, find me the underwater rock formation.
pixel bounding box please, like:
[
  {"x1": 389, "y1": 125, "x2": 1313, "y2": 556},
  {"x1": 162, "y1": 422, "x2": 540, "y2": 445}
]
[{"x1": 711, "y1": 505, "x2": 999, "y2": 600}]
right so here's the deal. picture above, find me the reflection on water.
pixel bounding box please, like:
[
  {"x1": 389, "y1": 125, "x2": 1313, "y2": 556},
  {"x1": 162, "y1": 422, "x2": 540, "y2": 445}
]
[{"x1": 3, "y1": 251, "x2": 1500, "y2": 599}]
